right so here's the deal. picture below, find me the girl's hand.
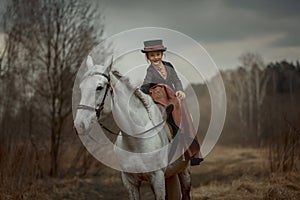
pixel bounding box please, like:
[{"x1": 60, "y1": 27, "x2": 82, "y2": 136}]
[{"x1": 176, "y1": 90, "x2": 186, "y2": 100}]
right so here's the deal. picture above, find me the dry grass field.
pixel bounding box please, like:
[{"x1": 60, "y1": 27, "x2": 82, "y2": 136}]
[
  {"x1": 190, "y1": 146, "x2": 300, "y2": 200},
  {"x1": 1, "y1": 145, "x2": 299, "y2": 200}
]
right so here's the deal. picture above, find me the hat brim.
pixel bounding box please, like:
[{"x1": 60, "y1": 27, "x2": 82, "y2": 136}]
[{"x1": 141, "y1": 47, "x2": 167, "y2": 53}]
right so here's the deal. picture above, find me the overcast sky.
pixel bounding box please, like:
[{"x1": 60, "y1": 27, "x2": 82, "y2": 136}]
[
  {"x1": 0, "y1": 0, "x2": 299, "y2": 73},
  {"x1": 101, "y1": 0, "x2": 300, "y2": 70}
]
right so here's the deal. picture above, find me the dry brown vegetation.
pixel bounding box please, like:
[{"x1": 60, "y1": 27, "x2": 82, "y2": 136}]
[
  {"x1": 191, "y1": 146, "x2": 300, "y2": 200},
  {"x1": 1, "y1": 145, "x2": 299, "y2": 200}
]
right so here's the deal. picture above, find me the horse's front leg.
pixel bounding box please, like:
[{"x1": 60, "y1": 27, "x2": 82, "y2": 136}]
[
  {"x1": 121, "y1": 172, "x2": 141, "y2": 200},
  {"x1": 150, "y1": 170, "x2": 165, "y2": 200}
]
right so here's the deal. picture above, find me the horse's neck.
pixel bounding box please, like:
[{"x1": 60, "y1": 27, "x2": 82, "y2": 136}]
[
  {"x1": 97, "y1": 83, "x2": 157, "y2": 136},
  {"x1": 112, "y1": 83, "x2": 164, "y2": 135},
  {"x1": 107, "y1": 73, "x2": 172, "y2": 172}
]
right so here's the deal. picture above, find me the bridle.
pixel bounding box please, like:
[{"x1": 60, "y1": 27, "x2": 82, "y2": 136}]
[
  {"x1": 76, "y1": 71, "x2": 120, "y2": 135},
  {"x1": 76, "y1": 71, "x2": 166, "y2": 137},
  {"x1": 77, "y1": 72, "x2": 111, "y2": 119}
]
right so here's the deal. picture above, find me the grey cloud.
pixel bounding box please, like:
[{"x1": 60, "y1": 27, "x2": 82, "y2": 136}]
[
  {"x1": 222, "y1": 0, "x2": 300, "y2": 18},
  {"x1": 272, "y1": 31, "x2": 300, "y2": 47},
  {"x1": 1, "y1": 0, "x2": 299, "y2": 49},
  {"x1": 103, "y1": 0, "x2": 300, "y2": 48}
]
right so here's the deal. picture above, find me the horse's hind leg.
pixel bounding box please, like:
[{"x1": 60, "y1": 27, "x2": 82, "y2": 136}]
[
  {"x1": 165, "y1": 175, "x2": 181, "y2": 200},
  {"x1": 178, "y1": 166, "x2": 191, "y2": 200},
  {"x1": 121, "y1": 173, "x2": 140, "y2": 200}
]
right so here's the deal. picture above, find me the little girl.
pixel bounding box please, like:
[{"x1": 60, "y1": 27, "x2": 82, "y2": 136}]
[
  {"x1": 140, "y1": 39, "x2": 203, "y2": 166},
  {"x1": 140, "y1": 39, "x2": 186, "y2": 100}
]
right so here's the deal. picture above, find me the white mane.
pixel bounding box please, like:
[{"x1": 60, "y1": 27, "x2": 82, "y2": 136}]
[{"x1": 111, "y1": 70, "x2": 154, "y2": 120}]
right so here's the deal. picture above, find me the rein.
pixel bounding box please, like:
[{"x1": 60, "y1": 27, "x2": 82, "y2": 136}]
[
  {"x1": 98, "y1": 120, "x2": 165, "y2": 137},
  {"x1": 76, "y1": 72, "x2": 166, "y2": 137}
]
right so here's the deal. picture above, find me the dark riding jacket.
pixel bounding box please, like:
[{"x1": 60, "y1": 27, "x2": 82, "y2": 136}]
[{"x1": 141, "y1": 61, "x2": 183, "y2": 94}]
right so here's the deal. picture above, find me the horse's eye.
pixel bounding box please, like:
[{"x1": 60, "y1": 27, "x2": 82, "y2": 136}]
[{"x1": 96, "y1": 86, "x2": 103, "y2": 91}]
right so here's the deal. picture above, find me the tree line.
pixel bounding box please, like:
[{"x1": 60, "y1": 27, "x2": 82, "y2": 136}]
[{"x1": 194, "y1": 53, "x2": 300, "y2": 146}]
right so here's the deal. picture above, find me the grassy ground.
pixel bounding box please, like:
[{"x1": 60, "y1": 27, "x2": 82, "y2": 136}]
[
  {"x1": 1, "y1": 146, "x2": 299, "y2": 199},
  {"x1": 191, "y1": 146, "x2": 300, "y2": 200}
]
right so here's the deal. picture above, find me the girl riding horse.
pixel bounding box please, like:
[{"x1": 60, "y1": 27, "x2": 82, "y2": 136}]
[{"x1": 140, "y1": 39, "x2": 203, "y2": 165}]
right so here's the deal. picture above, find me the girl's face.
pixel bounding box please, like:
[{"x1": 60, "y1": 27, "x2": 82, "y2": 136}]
[{"x1": 147, "y1": 51, "x2": 163, "y2": 66}]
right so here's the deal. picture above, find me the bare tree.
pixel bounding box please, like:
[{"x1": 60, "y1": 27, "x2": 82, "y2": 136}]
[
  {"x1": 3, "y1": 0, "x2": 104, "y2": 176},
  {"x1": 231, "y1": 52, "x2": 270, "y2": 143},
  {"x1": 229, "y1": 67, "x2": 248, "y2": 137},
  {"x1": 252, "y1": 64, "x2": 270, "y2": 139},
  {"x1": 238, "y1": 53, "x2": 258, "y2": 135}
]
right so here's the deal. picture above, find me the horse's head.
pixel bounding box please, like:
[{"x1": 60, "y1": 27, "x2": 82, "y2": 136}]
[{"x1": 74, "y1": 55, "x2": 112, "y2": 135}]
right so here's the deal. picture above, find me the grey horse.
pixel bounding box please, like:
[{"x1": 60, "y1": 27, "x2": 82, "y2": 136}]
[{"x1": 74, "y1": 56, "x2": 192, "y2": 200}]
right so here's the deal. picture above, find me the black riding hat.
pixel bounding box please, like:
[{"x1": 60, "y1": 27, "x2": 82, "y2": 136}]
[{"x1": 141, "y1": 39, "x2": 167, "y2": 53}]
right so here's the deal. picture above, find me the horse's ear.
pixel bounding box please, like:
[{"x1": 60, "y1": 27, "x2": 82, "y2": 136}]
[
  {"x1": 86, "y1": 55, "x2": 94, "y2": 70},
  {"x1": 111, "y1": 70, "x2": 122, "y2": 80},
  {"x1": 105, "y1": 56, "x2": 113, "y2": 74}
]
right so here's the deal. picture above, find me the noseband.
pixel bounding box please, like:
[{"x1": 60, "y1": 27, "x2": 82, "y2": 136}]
[{"x1": 77, "y1": 72, "x2": 111, "y2": 118}]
